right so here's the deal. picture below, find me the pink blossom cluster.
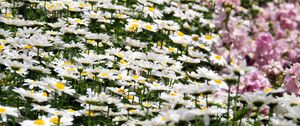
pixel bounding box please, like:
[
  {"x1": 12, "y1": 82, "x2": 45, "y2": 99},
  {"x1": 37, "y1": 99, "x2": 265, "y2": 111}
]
[{"x1": 215, "y1": 0, "x2": 300, "y2": 94}]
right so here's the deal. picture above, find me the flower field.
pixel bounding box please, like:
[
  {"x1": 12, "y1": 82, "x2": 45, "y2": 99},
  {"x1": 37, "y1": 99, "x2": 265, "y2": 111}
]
[{"x1": 1, "y1": 0, "x2": 300, "y2": 125}]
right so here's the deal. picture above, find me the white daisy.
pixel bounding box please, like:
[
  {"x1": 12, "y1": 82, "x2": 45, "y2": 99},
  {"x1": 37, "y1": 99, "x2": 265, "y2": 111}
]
[{"x1": 209, "y1": 53, "x2": 227, "y2": 66}]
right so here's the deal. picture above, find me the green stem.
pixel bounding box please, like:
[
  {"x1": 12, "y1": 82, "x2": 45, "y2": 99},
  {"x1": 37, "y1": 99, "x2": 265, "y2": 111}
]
[
  {"x1": 253, "y1": 107, "x2": 260, "y2": 125},
  {"x1": 268, "y1": 106, "x2": 273, "y2": 125},
  {"x1": 238, "y1": 103, "x2": 245, "y2": 126},
  {"x1": 12, "y1": 117, "x2": 16, "y2": 126},
  {"x1": 88, "y1": 104, "x2": 91, "y2": 126},
  {"x1": 227, "y1": 83, "x2": 231, "y2": 126},
  {"x1": 57, "y1": 115, "x2": 61, "y2": 126},
  {"x1": 195, "y1": 95, "x2": 198, "y2": 108},
  {"x1": 234, "y1": 76, "x2": 240, "y2": 118}
]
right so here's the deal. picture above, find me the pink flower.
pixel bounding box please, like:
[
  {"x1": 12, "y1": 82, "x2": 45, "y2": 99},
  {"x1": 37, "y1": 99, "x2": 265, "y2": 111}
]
[
  {"x1": 254, "y1": 32, "x2": 277, "y2": 67},
  {"x1": 262, "y1": 61, "x2": 284, "y2": 77},
  {"x1": 284, "y1": 63, "x2": 300, "y2": 95},
  {"x1": 216, "y1": 0, "x2": 240, "y2": 7},
  {"x1": 241, "y1": 71, "x2": 270, "y2": 93}
]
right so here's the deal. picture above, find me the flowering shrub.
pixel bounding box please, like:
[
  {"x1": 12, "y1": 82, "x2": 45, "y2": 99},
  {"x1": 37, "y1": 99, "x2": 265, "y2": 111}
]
[{"x1": 0, "y1": 0, "x2": 300, "y2": 126}]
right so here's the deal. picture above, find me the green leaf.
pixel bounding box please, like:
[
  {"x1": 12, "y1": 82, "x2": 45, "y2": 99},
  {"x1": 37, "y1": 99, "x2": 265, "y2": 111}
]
[
  {"x1": 254, "y1": 120, "x2": 261, "y2": 126},
  {"x1": 232, "y1": 108, "x2": 250, "y2": 121}
]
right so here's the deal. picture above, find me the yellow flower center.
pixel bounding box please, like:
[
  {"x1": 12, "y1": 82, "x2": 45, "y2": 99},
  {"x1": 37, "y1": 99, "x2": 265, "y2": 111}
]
[
  {"x1": 68, "y1": 109, "x2": 75, "y2": 113},
  {"x1": 127, "y1": 82, "x2": 134, "y2": 85},
  {"x1": 85, "y1": 111, "x2": 95, "y2": 116},
  {"x1": 67, "y1": 67, "x2": 76, "y2": 73},
  {"x1": 157, "y1": 41, "x2": 164, "y2": 46},
  {"x1": 50, "y1": 117, "x2": 59, "y2": 125},
  {"x1": 117, "y1": 88, "x2": 126, "y2": 94},
  {"x1": 24, "y1": 45, "x2": 32, "y2": 49},
  {"x1": 199, "y1": 44, "x2": 206, "y2": 49},
  {"x1": 231, "y1": 58, "x2": 235, "y2": 65},
  {"x1": 81, "y1": 71, "x2": 89, "y2": 76},
  {"x1": 0, "y1": 107, "x2": 7, "y2": 113},
  {"x1": 161, "y1": 116, "x2": 167, "y2": 121},
  {"x1": 131, "y1": 23, "x2": 139, "y2": 27},
  {"x1": 63, "y1": 61, "x2": 72, "y2": 66},
  {"x1": 214, "y1": 55, "x2": 222, "y2": 60},
  {"x1": 118, "y1": 74, "x2": 123, "y2": 80},
  {"x1": 143, "y1": 102, "x2": 152, "y2": 107},
  {"x1": 87, "y1": 40, "x2": 96, "y2": 44},
  {"x1": 128, "y1": 26, "x2": 137, "y2": 32},
  {"x1": 168, "y1": 47, "x2": 175, "y2": 52},
  {"x1": 100, "y1": 73, "x2": 109, "y2": 77},
  {"x1": 214, "y1": 79, "x2": 223, "y2": 85},
  {"x1": 0, "y1": 39, "x2": 7, "y2": 44},
  {"x1": 177, "y1": 31, "x2": 185, "y2": 37},
  {"x1": 120, "y1": 59, "x2": 127, "y2": 65},
  {"x1": 116, "y1": 13, "x2": 122, "y2": 17},
  {"x1": 264, "y1": 87, "x2": 273, "y2": 93},
  {"x1": 0, "y1": 45, "x2": 5, "y2": 50},
  {"x1": 4, "y1": 13, "x2": 13, "y2": 18},
  {"x1": 75, "y1": 19, "x2": 83, "y2": 24},
  {"x1": 126, "y1": 95, "x2": 134, "y2": 100},
  {"x1": 139, "y1": 80, "x2": 146, "y2": 83},
  {"x1": 129, "y1": 109, "x2": 135, "y2": 113},
  {"x1": 132, "y1": 75, "x2": 140, "y2": 80},
  {"x1": 42, "y1": 92, "x2": 48, "y2": 97},
  {"x1": 17, "y1": 68, "x2": 25, "y2": 73},
  {"x1": 145, "y1": 25, "x2": 153, "y2": 31},
  {"x1": 205, "y1": 35, "x2": 213, "y2": 40},
  {"x1": 153, "y1": 83, "x2": 160, "y2": 87},
  {"x1": 79, "y1": 3, "x2": 86, "y2": 8},
  {"x1": 34, "y1": 119, "x2": 45, "y2": 125},
  {"x1": 55, "y1": 82, "x2": 65, "y2": 90},
  {"x1": 148, "y1": 7, "x2": 155, "y2": 12},
  {"x1": 117, "y1": 53, "x2": 124, "y2": 58},
  {"x1": 170, "y1": 92, "x2": 177, "y2": 96},
  {"x1": 69, "y1": 7, "x2": 75, "y2": 11},
  {"x1": 48, "y1": 5, "x2": 54, "y2": 11}
]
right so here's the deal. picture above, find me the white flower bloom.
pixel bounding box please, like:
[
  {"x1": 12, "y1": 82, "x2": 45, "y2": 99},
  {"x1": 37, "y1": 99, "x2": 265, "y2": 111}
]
[
  {"x1": 13, "y1": 88, "x2": 51, "y2": 103},
  {"x1": 209, "y1": 53, "x2": 227, "y2": 66},
  {"x1": 124, "y1": 37, "x2": 148, "y2": 48},
  {"x1": 241, "y1": 92, "x2": 273, "y2": 108},
  {"x1": 137, "y1": 5, "x2": 163, "y2": 19},
  {"x1": 200, "y1": 34, "x2": 219, "y2": 45},
  {"x1": 20, "y1": 117, "x2": 51, "y2": 126},
  {"x1": 0, "y1": 105, "x2": 19, "y2": 122}
]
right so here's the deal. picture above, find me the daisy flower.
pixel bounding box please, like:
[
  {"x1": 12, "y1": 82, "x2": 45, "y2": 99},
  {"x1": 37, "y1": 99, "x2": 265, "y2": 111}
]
[
  {"x1": 208, "y1": 79, "x2": 228, "y2": 90},
  {"x1": 13, "y1": 88, "x2": 51, "y2": 103},
  {"x1": 209, "y1": 53, "x2": 227, "y2": 66},
  {"x1": 200, "y1": 33, "x2": 219, "y2": 45},
  {"x1": 20, "y1": 118, "x2": 51, "y2": 126},
  {"x1": 0, "y1": 105, "x2": 19, "y2": 122},
  {"x1": 48, "y1": 81, "x2": 76, "y2": 95},
  {"x1": 108, "y1": 86, "x2": 128, "y2": 96},
  {"x1": 137, "y1": 5, "x2": 163, "y2": 19},
  {"x1": 142, "y1": 23, "x2": 158, "y2": 32},
  {"x1": 125, "y1": 20, "x2": 143, "y2": 32},
  {"x1": 145, "y1": 82, "x2": 170, "y2": 91},
  {"x1": 241, "y1": 92, "x2": 273, "y2": 108}
]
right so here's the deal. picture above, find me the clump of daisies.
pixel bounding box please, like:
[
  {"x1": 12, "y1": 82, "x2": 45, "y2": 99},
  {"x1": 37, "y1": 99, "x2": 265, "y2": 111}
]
[{"x1": 0, "y1": 0, "x2": 300, "y2": 126}]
